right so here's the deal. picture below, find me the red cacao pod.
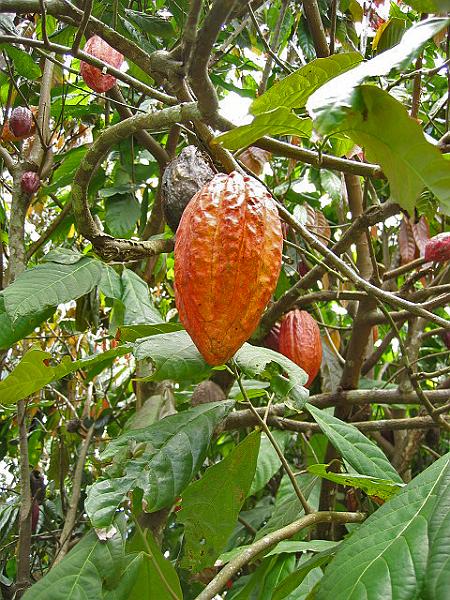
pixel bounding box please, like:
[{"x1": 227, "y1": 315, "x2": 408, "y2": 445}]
[
  {"x1": 263, "y1": 323, "x2": 281, "y2": 352},
  {"x1": 9, "y1": 107, "x2": 33, "y2": 138},
  {"x1": 80, "y1": 36, "x2": 124, "y2": 93},
  {"x1": 174, "y1": 171, "x2": 283, "y2": 365},
  {"x1": 424, "y1": 232, "x2": 450, "y2": 263},
  {"x1": 278, "y1": 309, "x2": 322, "y2": 387},
  {"x1": 21, "y1": 171, "x2": 40, "y2": 194}
]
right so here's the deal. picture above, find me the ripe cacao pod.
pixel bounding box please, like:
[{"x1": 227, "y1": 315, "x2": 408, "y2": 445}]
[
  {"x1": 21, "y1": 171, "x2": 40, "y2": 195},
  {"x1": 175, "y1": 171, "x2": 283, "y2": 365},
  {"x1": 263, "y1": 323, "x2": 281, "y2": 352},
  {"x1": 278, "y1": 309, "x2": 322, "y2": 387},
  {"x1": 424, "y1": 232, "x2": 450, "y2": 263},
  {"x1": 9, "y1": 107, "x2": 33, "y2": 138},
  {"x1": 80, "y1": 36, "x2": 124, "y2": 93},
  {"x1": 162, "y1": 146, "x2": 215, "y2": 231}
]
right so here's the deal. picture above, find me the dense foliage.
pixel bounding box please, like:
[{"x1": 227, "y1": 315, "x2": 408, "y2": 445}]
[{"x1": 0, "y1": 1, "x2": 449, "y2": 599}]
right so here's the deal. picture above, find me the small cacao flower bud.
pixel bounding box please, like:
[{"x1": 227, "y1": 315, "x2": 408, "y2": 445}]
[
  {"x1": 21, "y1": 171, "x2": 40, "y2": 195},
  {"x1": 9, "y1": 106, "x2": 33, "y2": 138}
]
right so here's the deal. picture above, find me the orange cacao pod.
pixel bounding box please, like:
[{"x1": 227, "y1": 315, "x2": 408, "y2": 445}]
[
  {"x1": 279, "y1": 309, "x2": 322, "y2": 387},
  {"x1": 174, "y1": 171, "x2": 283, "y2": 365},
  {"x1": 80, "y1": 36, "x2": 124, "y2": 93}
]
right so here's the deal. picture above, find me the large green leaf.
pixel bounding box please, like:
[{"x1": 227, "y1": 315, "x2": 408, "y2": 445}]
[
  {"x1": 251, "y1": 52, "x2": 362, "y2": 115},
  {"x1": 404, "y1": 0, "x2": 450, "y2": 11},
  {"x1": 0, "y1": 294, "x2": 53, "y2": 350},
  {"x1": 307, "y1": 404, "x2": 402, "y2": 482},
  {"x1": 307, "y1": 464, "x2": 404, "y2": 501},
  {"x1": 178, "y1": 431, "x2": 261, "y2": 572},
  {"x1": 21, "y1": 519, "x2": 137, "y2": 600},
  {"x1": 134, "y1": 330, "x2": 212, "y2": 382},
  {"x1": 249, "y1": 431, "x2": 290, "y2": 496},
  {"x1": 273, "y1": 549, "x2": 337, "y2": 600},
  {"x1": 316, "y1": 452, "x2": 450, "y2": 600},
  {"x1": 105, "y1": 193, "x2": 141, "y2": 239},
  {"x1": 85, "y1": 402, "x2": 233, "y2": 528},
  {"x1": 307, "y1": 16, "x2": 449, "y2": 132},
  {"x1": 118, "y1": 322, "x2": 184, "y2": 342},
  {"x1": 126, "y1": 528, "x2": 183, "y2": 600},
  {"x1": 306, "y1": 404, "x2": 402, "y2": 483},
  {"x1": 214, "y1": 108, "x2": 312, "y2": 151},
  {"x1": 4, "y1": 257, "x2": 104, "y2": 321},
  {"x1": 121, "y1": 268, "x2": 163, "y2": 325},
  {"x1": 0, "y1": 346, "x2": 129, "y2": 405},
  {"x1": 312, "y1": 86, "x2": 450, "y2": 214},
  {"x1": 235, "y1": 345, "x2": 309, "y2": 409},
  {"x1": 3, "y1": 44, "x2": 41, "y2": 79}
]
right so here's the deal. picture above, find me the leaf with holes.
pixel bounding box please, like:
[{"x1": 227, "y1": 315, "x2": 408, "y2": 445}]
[
  {"x1": 21, "y1": 518, "x2": 137, "y2": 600},
  {"x1": 0, "y1": 346, "x2": 130, "y2": 404},
  {"x1": 133, "y1": 330, "x2": 212, "y2": 382},
  {"x1": 316, "y1": 452, "x2": 450, "y2": 600},
  {"x1": 4, "y1": 257, "x2": 104, "y2": 321},
  {"x1": 85, "y1": 402, "x2": 233, "y2": 528},
  {"x1": 178, "y1": 431, "x2": 260, "y2": 572},
  {"x1": 214, "y1": 107, "x2": 312, "y2": 151},
  {"x1": 306, "y1": 404, "x2": 402, "y2": 482}
]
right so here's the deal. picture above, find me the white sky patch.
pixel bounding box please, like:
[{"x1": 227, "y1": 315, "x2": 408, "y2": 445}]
[
  {"x1": 292, "y1": 179, "x2": 316, "y2": 194},
  {"x1": 219, "y1": 92, "x2": 253, "y2": 126}
]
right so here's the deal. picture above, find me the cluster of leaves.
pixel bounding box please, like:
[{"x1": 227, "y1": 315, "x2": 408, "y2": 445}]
[{"x1": 0, "y1": 1, "x2": 449, "y2": 600}]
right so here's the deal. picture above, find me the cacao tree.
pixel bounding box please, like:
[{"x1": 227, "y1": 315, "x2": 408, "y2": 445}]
[{"x1": 0, "y1": 1, "x2": 449, "y2": 599}]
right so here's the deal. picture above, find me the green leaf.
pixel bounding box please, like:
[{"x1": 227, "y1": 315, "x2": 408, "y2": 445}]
[
  {"x1": 404, "y1": 0, "x2": 450, "y2": 11},
  {"x1": 312, "y1": 86, "x2": 450, "y2": 214},
  {"x1": 249, "y1": 431, "x2": 290, "y2": 496},
  {"x1": 4, "y1": 257, "x2": 104, "y2": 321},
  {"x1": 121, "y1": 269, "x2": 163, "y2": 325},
  {"x1": 307, "y1": 17, "x2": 449, "y2": 132},
  {"x1": 251, "y1": 52, "x2": 362, "y2": 115},
  {"x1": 105, "y1": 193, "x2": 141, "y2": 239},
  {"x1": 307, "y1": 404, "x2": 402, "y2": 482},
  {"x1": 214, "y1": 108, "x2": 312, "y2": 151},
  {"x1": 0, "y1": 294, "x2": 54, "y2": 351},
  {"x1": 85, "y1": 402, "x2": 233, "y2": 528},
  {"x1": 118, "y1": 322, "x2": 184, "y2": 342},
  {"x1": 43, "y1": 247, "x2": 83, "y2": 264},
  {"x1": 124, "y1": 9, "x2": 176, "y2": 39},
  {"x1": 21, "y1": 519, "x2": 135, "y2": 600},
  {"x1": 219, "y1": 540, "x2": 338, "y2": 564},
  {"x1": 0, "y1": 346, "x2": 129, "y2": 404},
  {"x1": 266, "y1": 540, "x2": 339, "y2": 557},
  {"x1": 178, "y1": 431, "x2": 261, "y2": 572},
  {"x1": 3, "y1": 45, "x2": 41, "y2": 79},
  {"x1": 99, "y1": 265, "x2": 122, "y2": 300},
  {"x1": 307, "y1": 464, "x2": 404, "y2": 501},
  {"x1": 126, "y1": 528, "x2": 183, "y2": 600},
  {"x1": 235, "y1": 345, "x2": 309, "y2": 409},
  {"x1": 273, "y1": 549, "x2": 337, "y2": 600},
  {"x1": 134, "y1": 330, "x2": 212, "y2": 382},
  {"x1": 316, "y1": 452, "x2": 450, "y2": 600}
]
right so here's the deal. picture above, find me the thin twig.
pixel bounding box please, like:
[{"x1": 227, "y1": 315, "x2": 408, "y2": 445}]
[{"x1": 232, "y1": 361, "x2": 313, "y2": 515}]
